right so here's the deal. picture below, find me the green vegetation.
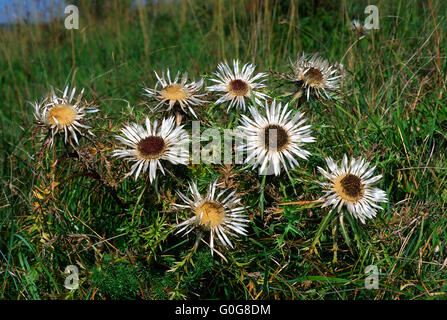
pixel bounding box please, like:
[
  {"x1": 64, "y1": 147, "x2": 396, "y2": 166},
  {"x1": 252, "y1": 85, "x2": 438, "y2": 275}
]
[{"x1": 1, "y1": 0, "x2": 446, "y2": 300}]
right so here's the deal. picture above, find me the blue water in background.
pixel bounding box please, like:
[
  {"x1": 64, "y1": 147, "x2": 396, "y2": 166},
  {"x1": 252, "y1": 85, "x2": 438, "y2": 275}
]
[
  {"x1": 0, "y1": 0, "x2": 67, "y2": 24},
  {"x1": 0, "y1": 0, "x2": 152, "y2": 25}
]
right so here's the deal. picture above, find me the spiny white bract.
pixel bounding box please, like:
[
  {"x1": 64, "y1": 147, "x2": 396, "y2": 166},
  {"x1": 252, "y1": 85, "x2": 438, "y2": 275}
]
[
  {"x1": 32, "y1": 85, "x2": 98, "y2": 146},
  {"x1": 143, "y1": 69, "x2": 207, "y2": 118},
  {"x1": 113, "y1": 116, "x2": 189, "y2": 183},
  {"x1": 288, "y1": 52, "x2": 341, "y2": 101},
  {"x1": 317, "y1": 154, "x2": 388, "y2": 223},
  {"x1": 173, "y1": 180, "x2": 250, "y2": 255},
  {"x1": 237, "y1": 100, "x2": 315, "y2": 176},
  {"x1": 207, "y1": 60, "x2": 269, "y2": 112}
]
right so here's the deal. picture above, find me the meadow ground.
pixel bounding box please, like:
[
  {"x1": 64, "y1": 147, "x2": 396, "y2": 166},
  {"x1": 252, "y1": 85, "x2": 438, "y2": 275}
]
[{"x1": 0, "y1": 0, "x2": 446, "y2": 300}]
